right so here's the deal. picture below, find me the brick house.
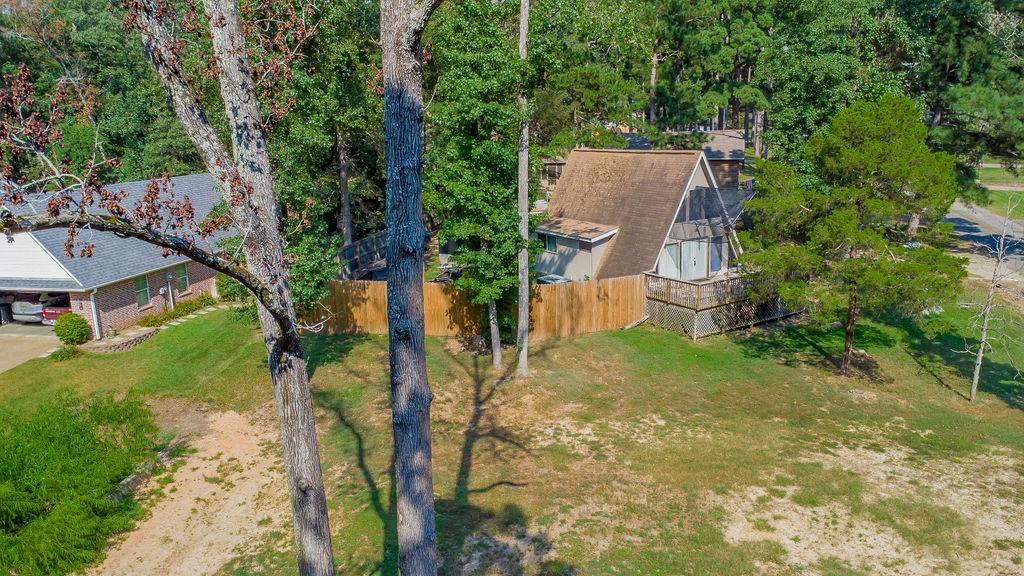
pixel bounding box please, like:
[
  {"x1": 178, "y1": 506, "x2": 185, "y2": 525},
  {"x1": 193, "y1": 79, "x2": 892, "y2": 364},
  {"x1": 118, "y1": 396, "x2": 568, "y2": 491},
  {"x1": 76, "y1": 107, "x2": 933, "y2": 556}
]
[{"x1": 0, "y1": 174, "x2": 222, "y2": 339}]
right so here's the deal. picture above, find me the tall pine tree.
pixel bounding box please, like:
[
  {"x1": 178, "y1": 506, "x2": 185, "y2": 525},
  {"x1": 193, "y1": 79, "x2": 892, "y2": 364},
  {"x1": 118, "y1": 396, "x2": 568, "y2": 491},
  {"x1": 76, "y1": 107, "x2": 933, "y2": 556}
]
[{"x1": 742, "y1": 96, "x2": 967, "y2": 373}]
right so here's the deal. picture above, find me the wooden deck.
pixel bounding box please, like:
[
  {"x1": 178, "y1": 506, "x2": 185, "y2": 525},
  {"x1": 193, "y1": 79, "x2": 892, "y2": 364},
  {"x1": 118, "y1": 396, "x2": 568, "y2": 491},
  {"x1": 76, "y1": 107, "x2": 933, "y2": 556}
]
[
  {"x1": 338, "y1": 231, "x2": 387, "y2": 280},
  {"x1": 644, "y1": 272, "x2": 749, "y2": 310},
  {"x1": 643, "y1": 272, "x2": 788, "y2": 339}
]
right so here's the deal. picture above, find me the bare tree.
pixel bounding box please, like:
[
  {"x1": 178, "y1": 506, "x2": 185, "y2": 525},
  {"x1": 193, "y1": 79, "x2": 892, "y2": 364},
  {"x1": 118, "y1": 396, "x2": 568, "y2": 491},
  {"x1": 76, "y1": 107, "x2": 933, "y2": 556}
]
[
  {"x1": 515, "y1": 0, "x2": 530, "y2": 379},
  {"x1": 1, "y1": 0, "x2": 336, "y2": 572},
  {"x1": 968, "y1": 192, "x2": 1023, "y2": 401},
  {"x1": 380, "y1": 0, "x2": 444, "y2": 572}
]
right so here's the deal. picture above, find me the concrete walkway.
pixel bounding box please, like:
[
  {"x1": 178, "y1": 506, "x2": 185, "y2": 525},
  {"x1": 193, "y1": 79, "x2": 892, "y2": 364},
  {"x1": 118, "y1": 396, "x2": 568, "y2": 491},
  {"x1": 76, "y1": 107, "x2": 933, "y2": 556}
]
[{"x1": 0, "y1": 323, "x2": 60, "y2": 374}]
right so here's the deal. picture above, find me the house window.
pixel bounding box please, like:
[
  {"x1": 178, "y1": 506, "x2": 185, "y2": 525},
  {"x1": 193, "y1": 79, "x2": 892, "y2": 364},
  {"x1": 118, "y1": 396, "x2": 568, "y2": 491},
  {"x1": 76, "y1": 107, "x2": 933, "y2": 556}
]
[
  {"x1": 710, "y1": 237, "x2": 726, "y2": 274},
  {"x1": 175, "y1": 264, "x2": 190, "y2": 292},
  {"x1": 538, "y1": 233, "x2": 558, "y2": 253},
  {"x1": 133, "y1": 276, "x2": 151, "y2": 309}
]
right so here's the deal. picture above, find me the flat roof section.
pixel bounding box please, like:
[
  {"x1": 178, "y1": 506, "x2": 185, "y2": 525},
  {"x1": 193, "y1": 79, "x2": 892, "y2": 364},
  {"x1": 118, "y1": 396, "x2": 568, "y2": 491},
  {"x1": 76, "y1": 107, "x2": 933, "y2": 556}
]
[{"x1": 536, "y1": 217, "x2": 619, "y2": 241}]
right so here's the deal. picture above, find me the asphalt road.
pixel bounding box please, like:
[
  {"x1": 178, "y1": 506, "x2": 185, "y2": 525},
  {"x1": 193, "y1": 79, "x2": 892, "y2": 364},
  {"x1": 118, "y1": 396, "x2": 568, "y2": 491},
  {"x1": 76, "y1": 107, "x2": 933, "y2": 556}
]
[{"x1": 945, "y1": 201, "x2": 1024, "y2": 283}]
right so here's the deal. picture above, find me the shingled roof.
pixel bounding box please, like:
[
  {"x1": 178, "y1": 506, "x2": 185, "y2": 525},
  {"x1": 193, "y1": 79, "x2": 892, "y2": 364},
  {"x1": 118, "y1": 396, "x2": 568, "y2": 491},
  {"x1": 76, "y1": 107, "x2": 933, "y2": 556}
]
[
  {"x1": 1, "y1": 173, "x2": 223, "y2": 292},
  {"x1": 546, "y1": 149, "x2": 709, "y2": 279},
  {"x1": 701, "y1": 129, "x2": 746, "y2": 160}
]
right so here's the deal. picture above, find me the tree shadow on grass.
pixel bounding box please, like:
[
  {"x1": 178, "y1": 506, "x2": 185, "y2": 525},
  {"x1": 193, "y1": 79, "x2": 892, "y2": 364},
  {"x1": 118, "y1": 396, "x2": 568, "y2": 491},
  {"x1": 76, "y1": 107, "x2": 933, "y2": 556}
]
[
  {"x1": 896, "y1": 317, "x2": 1024, "y2": 410},
  {"x1": 314, "y1": 388, "x2": 400, "y2": 575},
  {"x1": 732, "y1": 316, "x2": 896, "y2": 382},
  {"x1": 435, "y1": 349, "x2": 574, "y2": 575},
  {"x1": 313, "y1": 336, "x2": 574, "y2": 575},
  {"x1": 303, "y1": 332, "x2": 373, "y2": 378}
]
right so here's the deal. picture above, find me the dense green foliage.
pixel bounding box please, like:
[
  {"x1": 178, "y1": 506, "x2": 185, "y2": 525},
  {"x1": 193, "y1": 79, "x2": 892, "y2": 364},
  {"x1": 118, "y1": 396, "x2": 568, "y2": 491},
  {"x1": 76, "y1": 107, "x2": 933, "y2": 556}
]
[
  {"x1": 4, "y1": 0, "x2": 1020, "y2": 314},
  {"x1": 0, "y1": 394, "x2": 156, "y2": 576},
  {"x1": 425, "y1": 0, "x2": 524, "y2": 314},
  {"x1": 755, "y1": 0, "x2": 914, "y2": 160},
  {"x1": 267, "y1": 0, "x2": 384, "y2": 305},
  {"x1": 654, "y1": 0, "x2": 772, "y2": 127},
  {"x1": 215, "y1": 272, "x2": 250, "y2": 302},
  {"x1": 0, "y1": 0, "x2": 199, "y2": 181},
  {"x1": 528, "y1": 0, "x2": 650, "y2": 149},
  {"x1": 53, "y1": 313, "x2": 91, "y2": 345},
  {"x1": 741, "y1": 96, "x2": 967, "y2": 369},
  {"x1": 901, "y1": 0, "x2": 1024, "y2": 177}
]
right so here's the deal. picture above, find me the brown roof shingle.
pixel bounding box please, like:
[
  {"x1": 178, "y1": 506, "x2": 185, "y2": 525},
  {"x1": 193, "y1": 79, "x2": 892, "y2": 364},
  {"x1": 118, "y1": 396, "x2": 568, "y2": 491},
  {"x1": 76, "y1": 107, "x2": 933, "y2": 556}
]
[
  {"x1": 536, "y1": 217, "x2": 618, "y2": 240},
  {"x1": 547, "y1": 149, "x2": 702, "y2": 279}
]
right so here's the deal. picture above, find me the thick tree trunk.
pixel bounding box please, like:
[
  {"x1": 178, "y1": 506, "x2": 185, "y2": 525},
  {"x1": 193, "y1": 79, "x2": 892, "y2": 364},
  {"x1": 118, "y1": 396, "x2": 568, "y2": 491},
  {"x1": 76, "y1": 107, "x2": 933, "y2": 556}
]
[
  {"x1": 743, "y1": 103, "x2": 750, "y2": 144},
  {"x1": 840, "y1": 284, "x2": 858, "y2": 375},
  {"x1": 907, "y1": 211, "x2": 921, "y2": 240},
  {"x1": 381, "y1": 0, "x2": 441, "y2": 573},
  {"x1": 930, "y1": 101, "x2": 944, "y2": 129},
  {"x1": 516, "y1": 0, "x2": 530, "y2": 379},
  {"x1": 256, "y1": 307, "x2": 335, "y2": 575},
  {"x1": 488, "y1": 299, "x2": 502, "y2": 369},
  {"x1": 136, "y1": 0, "x2": 335, "y2": 573},
  {"x1": 336, "y1": 130, "x2": 353, "y2": 245},
  {"x1": 755, "y1": 110, "x2": 767, "y2": 158},
  {"x1": 203, "y1": 1, "x2": 334, "y2": 572}
]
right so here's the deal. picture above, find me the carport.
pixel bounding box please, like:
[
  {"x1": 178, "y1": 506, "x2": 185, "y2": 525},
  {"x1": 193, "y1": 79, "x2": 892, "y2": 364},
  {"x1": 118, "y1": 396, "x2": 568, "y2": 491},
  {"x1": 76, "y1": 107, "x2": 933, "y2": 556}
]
[{"x1": 0, "y1": 290, "x2": 72, "y2": 325}]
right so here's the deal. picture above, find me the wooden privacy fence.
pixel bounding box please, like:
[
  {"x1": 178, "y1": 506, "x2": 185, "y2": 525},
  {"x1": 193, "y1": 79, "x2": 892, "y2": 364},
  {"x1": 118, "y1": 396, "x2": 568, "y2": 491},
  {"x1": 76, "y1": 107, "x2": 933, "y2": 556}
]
[
  {"x1": 305, "y1": 275, "x2": 646, "y2": 340},
  {"x1": 309, "y1": 280, "x2": 482, "y2": 337},
  {"x1": 529, "y1": 274, "x2": 645, "y2": 339}
]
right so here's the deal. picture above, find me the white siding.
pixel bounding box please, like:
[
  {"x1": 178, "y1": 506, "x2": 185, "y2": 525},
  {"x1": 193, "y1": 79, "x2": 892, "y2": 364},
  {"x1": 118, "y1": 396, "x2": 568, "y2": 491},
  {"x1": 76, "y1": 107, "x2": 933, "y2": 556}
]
[{"x1": 0, "y1": 232, "x2": 76, "y2": 281}]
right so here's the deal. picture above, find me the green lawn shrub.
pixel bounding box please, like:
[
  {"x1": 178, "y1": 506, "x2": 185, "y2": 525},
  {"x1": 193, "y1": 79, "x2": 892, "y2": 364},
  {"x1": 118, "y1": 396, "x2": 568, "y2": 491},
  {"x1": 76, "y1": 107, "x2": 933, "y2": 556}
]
[
  {"x1": 137, "y1": 294, "x2": 217, "y2": 327},
  {"x1": 53, "y1": 313, "x2": 91, "y2": 345},
  {"x1": 228, "y1": 303, "x2": 259, "y2": 326},
  {"x1": 49, "y1": 346, "x2": 83, "y2": 362},
  {"x1": 0, "y1": 394, "x2": 157, "y2": 576}
]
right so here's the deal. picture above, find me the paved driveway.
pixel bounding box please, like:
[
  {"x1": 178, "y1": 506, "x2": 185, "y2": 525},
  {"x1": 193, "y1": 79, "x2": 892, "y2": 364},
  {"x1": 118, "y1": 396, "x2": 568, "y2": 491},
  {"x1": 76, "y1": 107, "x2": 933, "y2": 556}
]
[
  {"x1": 0, "y1": 323, "x2": 60, "y2": 374},
  {"x1": 945, "y1": 201, "x2": 1024, "y2": 284}
]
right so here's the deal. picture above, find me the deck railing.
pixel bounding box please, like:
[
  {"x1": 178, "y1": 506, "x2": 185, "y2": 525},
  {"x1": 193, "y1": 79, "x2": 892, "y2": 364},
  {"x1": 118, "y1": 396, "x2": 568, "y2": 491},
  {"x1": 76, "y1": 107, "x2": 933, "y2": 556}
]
[
  {"x1": 339, "y1": 231, "x2": 388, "y2": 279},
  {"x1": 644, "y1": 271, "x2": 749, "y2": 310}
]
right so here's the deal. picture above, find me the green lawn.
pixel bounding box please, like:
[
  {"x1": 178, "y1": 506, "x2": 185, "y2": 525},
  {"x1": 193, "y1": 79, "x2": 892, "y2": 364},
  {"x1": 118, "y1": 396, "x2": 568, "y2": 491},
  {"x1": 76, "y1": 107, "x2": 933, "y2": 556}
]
[
  {"x1": 2, "y1": 296, "x2": 1023, "y2": 575},
  {"x1": 983, "y1": 188, "x2": 1024, "y2": 220},
  {"x1": 0, "y1": 309, "x2": 271, "y2": 412},
  {"x1": 978, "y1": 167, "x2": 1024, "y2": 186}
]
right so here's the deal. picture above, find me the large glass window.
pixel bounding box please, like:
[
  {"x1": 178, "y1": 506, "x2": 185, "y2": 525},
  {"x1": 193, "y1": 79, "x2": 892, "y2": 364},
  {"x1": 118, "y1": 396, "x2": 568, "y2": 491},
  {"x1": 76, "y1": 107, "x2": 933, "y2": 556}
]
[
  {"x1": 133, "y1": 276, "x2": 150, "y2": 309},
  {"x1": 174, "y1": 264, "x2": 189, "y2": 292},
  {"x1": 658, "y1": 242, "x2": 681, "y2": 278},
  {"x1": 710, "y1": 237, "x2": 726, "y2": 274}
]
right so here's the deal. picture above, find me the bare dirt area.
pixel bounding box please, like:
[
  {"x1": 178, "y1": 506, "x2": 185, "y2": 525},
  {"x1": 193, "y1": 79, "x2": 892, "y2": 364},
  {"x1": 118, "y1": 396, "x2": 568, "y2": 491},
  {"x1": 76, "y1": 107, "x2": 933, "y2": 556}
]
[
  {"x1": 85, "y1": 406, "x2": 290, "y2": 576},
  {"x1": 719, "y1": 444, "x2": 1024, "y2": 575}
]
